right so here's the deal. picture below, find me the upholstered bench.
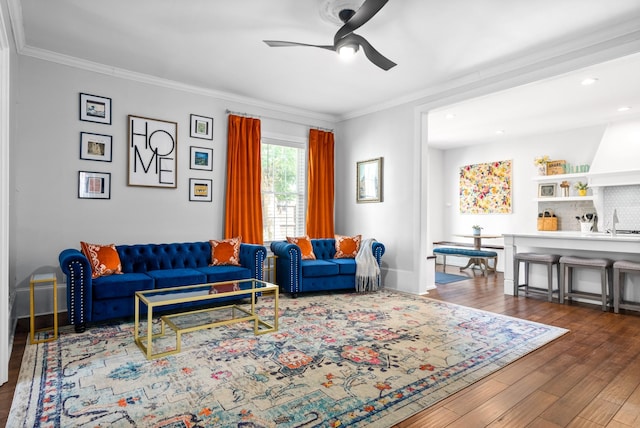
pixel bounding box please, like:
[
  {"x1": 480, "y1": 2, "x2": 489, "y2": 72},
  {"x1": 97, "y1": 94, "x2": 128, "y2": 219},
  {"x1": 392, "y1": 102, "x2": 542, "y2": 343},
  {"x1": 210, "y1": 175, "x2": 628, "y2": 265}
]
[{"x1": 433, "y1": 247, "x2": 498, "y2": 277}]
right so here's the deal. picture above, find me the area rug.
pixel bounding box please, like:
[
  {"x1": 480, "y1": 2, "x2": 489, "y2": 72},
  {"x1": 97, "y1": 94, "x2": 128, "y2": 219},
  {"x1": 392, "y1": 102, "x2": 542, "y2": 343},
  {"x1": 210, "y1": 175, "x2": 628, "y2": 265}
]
[
  {"x1": 8, "y1": 291, "x2": 568, "y2": 427},
  {"x1": 435, "y1": 272, "x2": 470, "y2": 284}
]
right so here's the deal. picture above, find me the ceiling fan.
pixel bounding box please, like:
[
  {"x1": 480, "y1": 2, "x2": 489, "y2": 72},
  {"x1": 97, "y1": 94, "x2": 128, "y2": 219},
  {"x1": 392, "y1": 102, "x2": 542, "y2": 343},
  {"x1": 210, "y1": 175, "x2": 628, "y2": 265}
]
[{"x1": 263, "y1": 0, "x2": 396, "y2": 71}]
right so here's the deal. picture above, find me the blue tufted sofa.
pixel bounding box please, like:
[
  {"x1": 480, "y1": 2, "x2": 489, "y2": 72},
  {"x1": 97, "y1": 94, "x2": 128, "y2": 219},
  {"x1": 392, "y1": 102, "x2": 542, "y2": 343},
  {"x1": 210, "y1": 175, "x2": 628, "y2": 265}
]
[
  {"x1": 270, "y1": 238, "x2": 385, "y2": 297},
  {"x1": 59, "y1": 241, "x2": 266, "y2": 332}
]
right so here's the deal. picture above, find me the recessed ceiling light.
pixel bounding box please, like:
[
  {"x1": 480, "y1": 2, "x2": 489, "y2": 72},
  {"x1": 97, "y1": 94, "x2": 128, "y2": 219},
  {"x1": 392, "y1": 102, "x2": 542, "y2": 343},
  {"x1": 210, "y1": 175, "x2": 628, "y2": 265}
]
[
  {"x1": 445, "y1": 113, "x2": 455, "y2": 120},
  {"x1": 495, "y1": 130, "x2": 505, "y2": 135},
  {"x1": 617, "y1": 106, "x2": 632, "y2": 112},
  {"x1": 581, "y1": 77, "x2": 598, "y2": 86}
]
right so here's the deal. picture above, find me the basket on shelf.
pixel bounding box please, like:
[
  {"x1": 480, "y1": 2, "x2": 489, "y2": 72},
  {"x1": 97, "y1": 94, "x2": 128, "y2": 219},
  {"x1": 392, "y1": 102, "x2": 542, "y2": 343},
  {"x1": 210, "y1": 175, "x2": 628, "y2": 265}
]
[{"x1": 537, "y1": 211, "x2": 558, "y2": 231}]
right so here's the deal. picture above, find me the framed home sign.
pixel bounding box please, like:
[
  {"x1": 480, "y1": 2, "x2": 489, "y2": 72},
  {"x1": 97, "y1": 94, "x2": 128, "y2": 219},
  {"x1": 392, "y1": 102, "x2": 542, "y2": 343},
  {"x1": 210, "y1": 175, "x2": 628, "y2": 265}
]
[
  {"x1": 78, "y1": 171, "x2": 111, "y2": 199},
  {"x1": 356, "y1": 157, "x2": 383, "y2": 203},
  {"x1": 79, "y1": 93, "x2": 112, "y2": 124},
  {"x1": 128, "y1": 115, "x2": 177, "y2": 188},
  {"x1": 190, "y1": 114, "x2": 213, "y2": 140}
]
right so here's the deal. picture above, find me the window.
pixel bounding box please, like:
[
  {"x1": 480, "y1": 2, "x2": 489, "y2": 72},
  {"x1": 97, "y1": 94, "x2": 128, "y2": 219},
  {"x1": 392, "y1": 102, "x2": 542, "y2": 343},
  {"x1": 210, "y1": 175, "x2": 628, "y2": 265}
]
[{"x1": 261, "y1": 137, "x2": 306, "y2": 242}]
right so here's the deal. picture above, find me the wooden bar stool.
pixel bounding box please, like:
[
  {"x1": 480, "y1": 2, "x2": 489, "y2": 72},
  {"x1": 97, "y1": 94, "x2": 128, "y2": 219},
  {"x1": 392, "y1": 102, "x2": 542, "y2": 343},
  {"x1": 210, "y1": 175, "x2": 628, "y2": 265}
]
[
  {"x1": 613, "y1": 260, "x2": 640, "y2": 314},
  {"x1": 514, "y1": 253, "x2": 560, "y2": 302},
  {"x1": 560, "y1": 256, "x2": 613, "y2": 311}
]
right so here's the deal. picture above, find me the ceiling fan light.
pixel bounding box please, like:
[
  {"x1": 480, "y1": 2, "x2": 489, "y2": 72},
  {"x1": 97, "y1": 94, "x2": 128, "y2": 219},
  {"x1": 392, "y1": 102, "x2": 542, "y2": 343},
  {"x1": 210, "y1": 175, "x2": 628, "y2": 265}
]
[{"x1": 338, "y1": 43, "x2": 358, "y2": 59}]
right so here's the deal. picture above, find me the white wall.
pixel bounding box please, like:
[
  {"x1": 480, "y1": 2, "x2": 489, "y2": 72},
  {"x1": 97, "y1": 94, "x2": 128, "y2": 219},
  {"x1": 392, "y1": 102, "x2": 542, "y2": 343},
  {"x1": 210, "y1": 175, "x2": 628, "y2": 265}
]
[
  {"x1": 337, "y1": 107, "x2": 609, "y2": 292},
  {"x1": 12, "y1": 55, "x2": 333, "y2": 317},
  {"x1": 439, "y1": 125, "x2": 604, "y2": 242},
  {"x1": 10, "y1": 43, "x2": 631, "y2": 318},
  {"x1": 335, "y1": 103, "x2": 423, "y2": 292}
]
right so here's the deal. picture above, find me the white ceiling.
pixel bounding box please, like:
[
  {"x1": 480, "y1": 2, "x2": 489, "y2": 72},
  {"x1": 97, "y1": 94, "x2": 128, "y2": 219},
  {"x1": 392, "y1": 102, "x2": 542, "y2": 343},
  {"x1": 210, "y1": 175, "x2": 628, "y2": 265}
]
[
  {"x1": 428, "y1": 52, "x2": 640, "y2": 148},
  {"x1": 9, "y1": 0, "x2": 640, "y2": 143}
]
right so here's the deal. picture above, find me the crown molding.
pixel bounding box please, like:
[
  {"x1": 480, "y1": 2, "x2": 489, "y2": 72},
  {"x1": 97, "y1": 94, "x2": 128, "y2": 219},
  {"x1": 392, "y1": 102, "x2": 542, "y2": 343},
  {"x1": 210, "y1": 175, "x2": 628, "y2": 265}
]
[
  {"x1": 6, "y1": 0, "x2": 24, "y2": 50},
  {"x1": 17, "y1": 44, "x2": 339, "y2": 124}
]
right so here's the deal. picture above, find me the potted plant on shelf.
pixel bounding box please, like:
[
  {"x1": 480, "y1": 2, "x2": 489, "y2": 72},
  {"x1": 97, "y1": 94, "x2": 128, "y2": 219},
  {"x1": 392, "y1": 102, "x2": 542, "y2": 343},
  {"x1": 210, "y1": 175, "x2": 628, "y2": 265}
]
[
  {"x1": 574, "y1": 181, "x2": 588, "y2": 196},
  {"x1": 533, "y1": 155, "x2": 550, "y2": 175},
  {"x1": 472, "y1": 225, "x2": 483, "y2": 236}
]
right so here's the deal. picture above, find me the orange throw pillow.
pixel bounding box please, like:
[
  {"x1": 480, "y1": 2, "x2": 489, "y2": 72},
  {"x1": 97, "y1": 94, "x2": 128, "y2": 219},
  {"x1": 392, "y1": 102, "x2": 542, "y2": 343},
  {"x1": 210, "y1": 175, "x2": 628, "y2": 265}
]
[
  {"x1": 286, "y1": 235, "x2": 316, "y2": 260},
  {"x1": 80, "y1": 241, "x2": 122, "y2": 279},
  {"x1": 334, "y1": 234, "x2": 362, "y2": 259},
  {"x1": 210, "y1": 237, "x2": 242, "y2": 266}
]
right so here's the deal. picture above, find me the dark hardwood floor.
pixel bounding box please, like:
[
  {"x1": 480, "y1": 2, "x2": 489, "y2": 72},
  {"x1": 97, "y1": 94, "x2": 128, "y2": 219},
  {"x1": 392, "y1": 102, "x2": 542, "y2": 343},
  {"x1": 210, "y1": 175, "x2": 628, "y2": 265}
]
[
  {"x1": 2, "y1": 268, "x2": 640, "y2": 427},
  {"x1": 395, "y1": 267, "x2": 640, "y2": 428}
]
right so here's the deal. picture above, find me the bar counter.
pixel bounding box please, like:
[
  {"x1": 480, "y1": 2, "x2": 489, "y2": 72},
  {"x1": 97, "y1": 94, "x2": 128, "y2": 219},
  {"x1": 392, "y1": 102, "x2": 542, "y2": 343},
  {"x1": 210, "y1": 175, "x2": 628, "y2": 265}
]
[{"x1": 503, "y1": 231, "x2": 640, "y2": 296}]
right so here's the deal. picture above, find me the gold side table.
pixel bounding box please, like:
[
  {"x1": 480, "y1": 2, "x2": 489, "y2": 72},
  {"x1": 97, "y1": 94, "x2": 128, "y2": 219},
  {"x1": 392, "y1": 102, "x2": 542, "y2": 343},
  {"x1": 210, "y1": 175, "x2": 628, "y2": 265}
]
[{"x1": 30, "y1": 273, "x2": 58, "y2": 344}]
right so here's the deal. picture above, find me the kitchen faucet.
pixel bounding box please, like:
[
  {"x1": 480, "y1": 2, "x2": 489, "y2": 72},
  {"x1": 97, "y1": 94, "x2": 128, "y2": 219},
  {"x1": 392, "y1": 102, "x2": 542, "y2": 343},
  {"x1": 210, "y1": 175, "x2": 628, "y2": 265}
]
[{"x1": 612, "y1": 209, "x2": 619, "y2": 236}]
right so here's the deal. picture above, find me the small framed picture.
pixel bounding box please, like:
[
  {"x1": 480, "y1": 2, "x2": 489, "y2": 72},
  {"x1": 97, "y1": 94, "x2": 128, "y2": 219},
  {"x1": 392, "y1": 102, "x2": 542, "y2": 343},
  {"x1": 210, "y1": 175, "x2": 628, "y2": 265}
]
[
  {"x1": 79, "y1": 93, "x2": 112, "y2": 124},
  {"x1": 80, "y1": 132, "x2": 112, "y2": 162},
  {"x1": 538, "y1": 183, "x2": 557, "y2": 198},
  {"x1": 190, "y1": 146, "x2": 213, "y2": 171},
  {"x1": 357, "y1": 157, "x2": 383, "y2": 203},
  {"x1": 189, "y1": 178, "x2": 212, "y2": 202},
  {"x1": 190, "y1": 114, "x2": 213, "y2": 140},
  {"x1": 78, "y1": 171, "x2": 111, "y2": 199}
]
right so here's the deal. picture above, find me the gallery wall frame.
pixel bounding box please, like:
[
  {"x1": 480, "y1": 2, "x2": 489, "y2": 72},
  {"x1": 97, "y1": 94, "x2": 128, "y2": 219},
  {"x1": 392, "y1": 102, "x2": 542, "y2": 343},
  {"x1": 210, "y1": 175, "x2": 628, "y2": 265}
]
[
  {"x1": 190, "y1": 114, "x2": 213, "y2": 140},
  {"x1": 128, "y1": 115, "x2": 177, "y2": 188},
  {"x1": 538, "y1": 183, "x2": 557, "y2": 198},
  {"x1": 79, "y1": 93, "x2": 112, "y2": 124},
  {"x1": 80, "y1": 132, "x2": 112, "y2": 162},
  {"x1": 190, "y1": 146, "x2": 213, "y2": 171},
  {"x1": 356, "y1": 157, "x2": 383, "y2": 203},
  {"x1": 78, "y1": 171, "x2": 111, "y2": 199},
  {"x1": 189, "y1": 178, "x2": 212, "y2": 202}
]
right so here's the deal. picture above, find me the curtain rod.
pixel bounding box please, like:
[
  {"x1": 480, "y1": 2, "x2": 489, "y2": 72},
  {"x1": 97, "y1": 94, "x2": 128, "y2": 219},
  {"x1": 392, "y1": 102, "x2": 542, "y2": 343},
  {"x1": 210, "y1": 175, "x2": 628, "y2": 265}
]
[{"x1": 225, "y1": 109, "x2": 333, "y2": 132}]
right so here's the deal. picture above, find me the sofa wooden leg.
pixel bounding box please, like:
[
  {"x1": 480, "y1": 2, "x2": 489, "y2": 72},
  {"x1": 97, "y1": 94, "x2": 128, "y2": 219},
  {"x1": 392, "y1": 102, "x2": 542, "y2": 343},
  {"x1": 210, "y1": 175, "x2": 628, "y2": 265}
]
[{"x1": 74, "y1": 323, "x2": 86, "y2": 333}]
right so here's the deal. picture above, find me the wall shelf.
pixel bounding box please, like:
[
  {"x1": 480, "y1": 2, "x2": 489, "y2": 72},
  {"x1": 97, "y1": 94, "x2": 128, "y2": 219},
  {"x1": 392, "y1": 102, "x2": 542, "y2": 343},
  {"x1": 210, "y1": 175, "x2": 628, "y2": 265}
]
[
  {"x1": 534, "y1": 196, "x2": 594, "y2": 202},
  {"x1": 533, "y1": 173, "x2": 592, "y2": 201},
  {"x1": 532, "y1": 173, "x2": 589, "y2": 182}
]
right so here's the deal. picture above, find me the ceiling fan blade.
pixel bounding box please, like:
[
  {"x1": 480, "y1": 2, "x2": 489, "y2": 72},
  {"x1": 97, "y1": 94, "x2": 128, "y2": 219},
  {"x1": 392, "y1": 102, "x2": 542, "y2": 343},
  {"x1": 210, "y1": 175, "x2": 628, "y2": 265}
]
[
  {"x1": 263, "y1": 40, "x2": 334, "y2": 51},
  {"x1": 334, "y1": 0, "x2": 389, "y2": 43},
  {"x1": 349, "y1": 34, "x2": 396, "y2": 70}
]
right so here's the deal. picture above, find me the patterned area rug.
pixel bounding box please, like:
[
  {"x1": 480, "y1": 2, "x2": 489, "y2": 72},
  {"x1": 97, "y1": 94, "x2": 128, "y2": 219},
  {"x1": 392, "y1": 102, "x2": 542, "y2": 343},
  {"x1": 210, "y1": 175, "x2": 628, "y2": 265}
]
[{"x1": 9, "y1": 291, "x2": 568, "y2": 427}]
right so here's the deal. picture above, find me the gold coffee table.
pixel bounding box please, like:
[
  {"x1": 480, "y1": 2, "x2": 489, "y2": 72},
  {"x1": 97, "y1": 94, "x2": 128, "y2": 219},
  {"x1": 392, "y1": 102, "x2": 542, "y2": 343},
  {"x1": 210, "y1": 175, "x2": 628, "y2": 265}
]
[{"x1": 134, "y1": 279, "x2": 278, "y2": 360}]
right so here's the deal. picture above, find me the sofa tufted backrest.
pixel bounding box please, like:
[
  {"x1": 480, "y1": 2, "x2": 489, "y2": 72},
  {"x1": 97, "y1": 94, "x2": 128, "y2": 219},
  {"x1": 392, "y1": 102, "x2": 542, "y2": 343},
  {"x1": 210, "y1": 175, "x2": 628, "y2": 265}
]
[
  {"x1": 310, "y1": 239, "x2": 336, "y2": 260},
  {"x1": 116, "y1": 242, "x2": 211, "y2": 273}
]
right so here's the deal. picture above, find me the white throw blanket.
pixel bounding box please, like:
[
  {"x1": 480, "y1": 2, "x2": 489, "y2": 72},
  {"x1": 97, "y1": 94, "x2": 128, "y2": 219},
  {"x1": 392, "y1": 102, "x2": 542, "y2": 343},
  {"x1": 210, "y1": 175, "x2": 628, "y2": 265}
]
[{"x1": 355, "y1": 238, "x2": 381, "y2": 293}]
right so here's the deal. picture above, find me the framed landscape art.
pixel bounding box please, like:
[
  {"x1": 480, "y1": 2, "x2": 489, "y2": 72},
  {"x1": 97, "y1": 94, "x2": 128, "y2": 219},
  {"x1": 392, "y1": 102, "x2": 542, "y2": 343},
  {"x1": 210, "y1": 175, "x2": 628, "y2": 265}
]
[
  {"x1": 79, "y1": 93, "x2": 111, "y2": 124},
  {"x1": 356, "y1": 157, "x2": 383, "y2": 203},
  {"x1": 190, "y1": 146, "x2": 213, "y2": 171}
]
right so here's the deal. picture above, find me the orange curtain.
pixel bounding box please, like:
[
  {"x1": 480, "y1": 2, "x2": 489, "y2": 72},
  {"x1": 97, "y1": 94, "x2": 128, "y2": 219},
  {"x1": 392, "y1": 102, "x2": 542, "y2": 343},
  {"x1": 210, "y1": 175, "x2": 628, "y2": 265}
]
[
  {"x1": 306, "y1": 129, "x2": 335, "y2": 238},
  {"x1": 224, "y1": 115, "x2": 263, "y2": 244}
]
